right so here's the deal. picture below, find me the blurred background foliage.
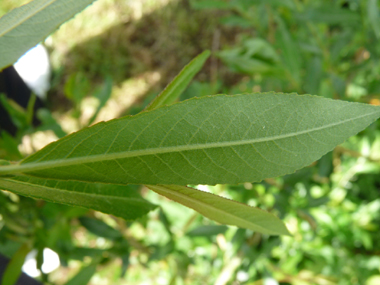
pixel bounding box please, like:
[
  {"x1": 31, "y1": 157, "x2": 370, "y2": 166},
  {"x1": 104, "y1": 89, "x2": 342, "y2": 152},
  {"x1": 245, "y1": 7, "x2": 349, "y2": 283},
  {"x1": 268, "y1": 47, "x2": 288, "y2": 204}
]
[{"x1": 1, "y1": 0, "x2": 380, "y2": 284}]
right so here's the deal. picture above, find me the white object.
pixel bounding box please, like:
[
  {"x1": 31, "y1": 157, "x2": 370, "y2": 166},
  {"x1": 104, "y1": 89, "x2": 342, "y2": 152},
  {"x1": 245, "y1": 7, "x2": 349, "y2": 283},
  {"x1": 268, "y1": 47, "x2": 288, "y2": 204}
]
[
  {"x1": 22, "y1": 248, "x2": 60, "y2": 277},
  {"x1": 14, "y1": 44, "x2": 51, "y2": 100}
]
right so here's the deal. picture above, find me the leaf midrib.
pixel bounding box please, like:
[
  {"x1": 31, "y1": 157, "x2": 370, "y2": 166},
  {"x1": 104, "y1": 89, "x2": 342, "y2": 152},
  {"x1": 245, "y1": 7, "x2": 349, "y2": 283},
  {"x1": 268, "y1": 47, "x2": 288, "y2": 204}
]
[
  {"x1": 0, "y1": 111, "x2": 377, "y2": 175},
  {"x1": 0, "y1": 0, "x2": 55, "y2": 38}
]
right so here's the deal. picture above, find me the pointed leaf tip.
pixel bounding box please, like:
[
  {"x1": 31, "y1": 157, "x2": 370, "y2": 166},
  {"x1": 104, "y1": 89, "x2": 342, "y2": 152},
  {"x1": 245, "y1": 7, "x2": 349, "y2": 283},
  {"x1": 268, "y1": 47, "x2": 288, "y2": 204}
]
[{"x1": 148, "y1": 184, "x2": 290, "y2": 236}]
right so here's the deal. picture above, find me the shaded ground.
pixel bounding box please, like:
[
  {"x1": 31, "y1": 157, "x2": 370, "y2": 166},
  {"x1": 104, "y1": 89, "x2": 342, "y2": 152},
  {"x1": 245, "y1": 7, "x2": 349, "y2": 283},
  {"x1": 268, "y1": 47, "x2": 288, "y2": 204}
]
[{"x1": 47, "y1": 0, "x2": 249, "y2": 117}]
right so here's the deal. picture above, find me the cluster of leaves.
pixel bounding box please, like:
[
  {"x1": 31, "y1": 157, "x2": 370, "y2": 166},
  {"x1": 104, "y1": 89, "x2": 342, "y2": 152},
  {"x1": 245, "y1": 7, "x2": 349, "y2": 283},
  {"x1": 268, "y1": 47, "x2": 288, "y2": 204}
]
[
  {"x1": 0, "y1": 0, "x2": 380, "y2": 284},
  {"x1": 192, "y1": 0, "x2": 380, "y2": 98},
  {"x1": 188, "y1": 0, "x2": 380, "y2": 284}
]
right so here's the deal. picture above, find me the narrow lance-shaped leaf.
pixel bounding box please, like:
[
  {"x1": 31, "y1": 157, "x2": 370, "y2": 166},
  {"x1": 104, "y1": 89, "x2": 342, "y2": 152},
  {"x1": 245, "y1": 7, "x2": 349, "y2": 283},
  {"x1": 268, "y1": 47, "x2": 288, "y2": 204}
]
[
  {"x1": 145, "y1": 50, "x2": 210, "y2": 111},
  {"x1": 148, "y1": 185, "x2": 290, "y2": 236},
  {"x1": 368, "y1": 0, "x2": 380, "y2": 39},
  {"x1": 1, "y1": 243, "x2": 30, "y2": 285},
  {"x1": 88, "y1": 77, "x2": 113, "y2": 125},
  {"x1": 64, "y1": 263, "x2": 97, "y2": 285},
  {"x1": 0, "y1": 93, "x2": 379, "y2": 185},
  {"x1": 0, "y1": 176, "x2": 156, "y2": 220},
  {"x1": 296, "y1": 5, "x2": 361, "y2": 24},
  {"x1": 0, "y1": 0, "x2": 97, "y2": 70},
  {"x1": 275, "y1": 15, "x2": 301, "y2": 85},
  {"x1": 78, "y1": 217, "x2": 122, "y2": 240}
]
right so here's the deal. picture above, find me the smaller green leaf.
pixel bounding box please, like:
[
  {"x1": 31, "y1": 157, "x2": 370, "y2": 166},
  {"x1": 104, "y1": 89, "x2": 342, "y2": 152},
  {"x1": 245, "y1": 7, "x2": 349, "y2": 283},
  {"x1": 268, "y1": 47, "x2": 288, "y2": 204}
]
[
  {"x1": 145, "y1": 50, "x2": 210, "y2": 111},
  {"x1": 64, "y1": 72, "x2": 90, "y2": 106},
  {"x1": 0, "y1": 94, "x2": 27, "y2": 129},
  {"x1": 0, "y1": 132, "x2": 22, "y2": 160},
  {"x1": 368, "y1": 0, "x2": 380, "y2": 39},
  {"x1": 158, "y1": 208, "x2": 174, "y2": 237},
  {"x1": 148, "y1": 185, "x2": 290, "y2": 236},
  {"x1": 190, "y1": 0, "x2": 235, "y2": 10},
  {"x1": 70, "y1": 247, "x2": 105, "y2": 261},
  {"x1": 218, "y1": 38, "x2": 281, "y2": 75},
  {"x1": 304, "y1": 56, "x2": 323, "y2": 95},
  {"x1": 120, "y1": 252, "x2": 130, "y2": 278},
  {"x1": 186, "y1": 225, "x2": 228, "y2": 237},
  {"x1": 257, "y1": 0, "x2": 296, "y2": 9},
  {"x1": 0, "y1": 176, "x2": 156, "y2": 221},
  {"x1": 78, "y1": 217, "x2": 122, "y2": 240},
  {"x1": 1, "y1": 242, "x2": 30, "y2": 285},
  {"x1": 0, "y1": 160, "x2": 10, "y2": 166},
  {"x1": 296, "y1": 6, "x2": 361, "y2": 24},
  {"x1": 275, "y1": 15, "x2": 301, "y2": 85},
  {"x1": 88, "y1": 77, "x2": 113, "y2": 125},
  {"x1": 64, "y1": 263, "x2": 97, "y2": 285},
  {"x1": 25, "y1": 94, "x2": 37, "y2": 126},
  {"x1": 36, "y1": 109, "x2": 67, "y2": 138}
]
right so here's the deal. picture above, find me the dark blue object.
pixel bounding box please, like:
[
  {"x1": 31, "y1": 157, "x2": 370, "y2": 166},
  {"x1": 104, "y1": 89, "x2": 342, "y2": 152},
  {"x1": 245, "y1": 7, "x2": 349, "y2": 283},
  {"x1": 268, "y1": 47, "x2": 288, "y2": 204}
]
[
  {"x1": 0, "y1": 66, "x2": 44, "y2": 136},
  {"x1": 0, "y1": 254, "x2": 42, "y2": 285}
]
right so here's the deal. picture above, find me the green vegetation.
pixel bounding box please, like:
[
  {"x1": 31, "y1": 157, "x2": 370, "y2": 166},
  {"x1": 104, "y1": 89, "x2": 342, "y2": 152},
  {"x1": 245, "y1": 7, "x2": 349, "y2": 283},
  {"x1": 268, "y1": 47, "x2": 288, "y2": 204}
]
[{"x1": 1, "y1": 0, "x2": 380, "y2": 284}]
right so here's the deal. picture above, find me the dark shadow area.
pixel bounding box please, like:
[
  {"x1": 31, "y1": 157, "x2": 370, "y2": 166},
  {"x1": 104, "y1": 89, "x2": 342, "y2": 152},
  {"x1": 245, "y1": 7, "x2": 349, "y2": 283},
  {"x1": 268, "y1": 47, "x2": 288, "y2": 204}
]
[
  {"x1": 0, "y1": 66, "x2": 44, "y2": 136},
  {"x1": 50, "y1": 0, "x2": 249, "y2": 112},
  {"x1": 0, "y1": 254, "x2": 42, "y2": 285}
]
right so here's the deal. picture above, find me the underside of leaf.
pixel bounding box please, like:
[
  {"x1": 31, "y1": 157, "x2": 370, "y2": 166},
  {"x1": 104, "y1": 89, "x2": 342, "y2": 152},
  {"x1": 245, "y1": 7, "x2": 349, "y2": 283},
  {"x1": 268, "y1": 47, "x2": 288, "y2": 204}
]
[
  {"x1": 0, "y1": 176, "x2": 156, "y2": 220},
  {"x1": 0, "y1": 0, "x2": 97, "y2": 69},
  {"x1": 0, "y1": 93, "x2": 379, "y2": 185}
]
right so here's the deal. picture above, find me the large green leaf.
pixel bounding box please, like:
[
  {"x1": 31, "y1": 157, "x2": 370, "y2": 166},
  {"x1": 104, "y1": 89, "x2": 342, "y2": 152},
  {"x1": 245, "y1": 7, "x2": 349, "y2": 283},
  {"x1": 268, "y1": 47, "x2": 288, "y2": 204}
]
[
  {"x1": 0, "y1": 176, "x2": 156, "y2": 220},
  {"x1": 0, "y1": 93, "x2": 379, "y2": 185},
  {"x1": 148, "y1": 185, "x2": 289, "y2": 236},
  {"x1": 0, "y1": 0, "x2": 96, "y2": 70}
]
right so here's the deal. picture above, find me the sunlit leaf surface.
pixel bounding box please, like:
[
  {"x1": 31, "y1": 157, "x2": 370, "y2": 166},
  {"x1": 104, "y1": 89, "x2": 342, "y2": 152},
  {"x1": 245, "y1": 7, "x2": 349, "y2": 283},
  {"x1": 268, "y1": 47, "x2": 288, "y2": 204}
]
[
  {"x1": 0, "y1": 93, "x2": 379, "y2": 185},
  {"x1": 0, "y1": 0, "x2": 96, "y2": 69}
]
